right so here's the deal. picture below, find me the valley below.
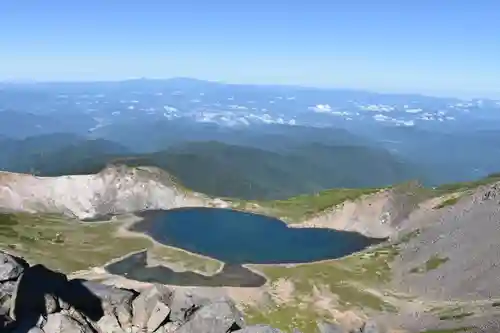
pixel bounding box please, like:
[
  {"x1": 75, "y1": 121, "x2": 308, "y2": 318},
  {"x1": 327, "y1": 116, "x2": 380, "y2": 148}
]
[{"x1": 2, "y1": 166, "x2": 500, "y2": 332}]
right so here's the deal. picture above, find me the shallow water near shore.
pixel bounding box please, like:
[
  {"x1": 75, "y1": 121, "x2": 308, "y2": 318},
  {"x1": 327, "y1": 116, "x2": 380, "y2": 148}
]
[
  {"x1": 130, "y1": 208, "x2": 382, "y2": 265},
  {"x1": 105, "y1": 250, "x2": 267, "y2": 287}
]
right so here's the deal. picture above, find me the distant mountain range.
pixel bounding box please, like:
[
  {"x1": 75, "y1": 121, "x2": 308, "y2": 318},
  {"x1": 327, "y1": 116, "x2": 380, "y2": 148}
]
[{"x1": 1, "y1": 78, "x2": 500, "y2": 192}]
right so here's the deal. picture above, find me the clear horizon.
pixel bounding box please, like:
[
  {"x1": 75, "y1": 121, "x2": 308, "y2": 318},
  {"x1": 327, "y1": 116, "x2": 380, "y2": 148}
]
[
  {"x1": 1, "y1": 76, "x2": 497, "y2": 101},
  {"x1": 1, "y1": 1, "x2": 500, "y2": 99}
]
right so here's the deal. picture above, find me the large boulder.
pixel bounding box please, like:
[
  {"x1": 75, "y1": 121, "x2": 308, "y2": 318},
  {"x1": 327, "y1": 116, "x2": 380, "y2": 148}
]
[
  {"x1": 42, "y1": 312, "x2": 94, "y2": 333},
  {"x1": 96, "y1": 313, "x2": 127, "y2": 333},
  {"x1": 168, "y1": 288, "x2": 210, "y2": 323},
  {"x1": 79, "y1": 280, "x2": 135, "y2": 330},
  {"x1": 132, "y1": 284, "x2": 173, "y2": 332},
  {"x1": 176, "y1": 298, "x2": 245, "y2": 333},
  {"x1": 0, "y1": 251, "x2": 28, "y2": 283}
]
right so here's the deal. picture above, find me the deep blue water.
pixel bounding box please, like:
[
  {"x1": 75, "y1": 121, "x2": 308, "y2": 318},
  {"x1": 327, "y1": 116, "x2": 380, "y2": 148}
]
[{"x1": 131, "y1": 208, "x2": 381, "y2": 264}]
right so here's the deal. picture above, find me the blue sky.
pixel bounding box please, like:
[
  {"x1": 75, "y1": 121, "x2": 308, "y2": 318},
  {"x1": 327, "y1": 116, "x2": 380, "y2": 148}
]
[{"x1": 1, "y1": 1, "x2": 499, "y2": 98}]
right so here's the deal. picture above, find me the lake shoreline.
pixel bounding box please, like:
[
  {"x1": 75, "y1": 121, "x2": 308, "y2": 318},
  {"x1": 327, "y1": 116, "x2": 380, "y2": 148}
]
[
  {"x1": 111, "y1": 212, "x2": 225, "y2": 276},
  {"x1": 120, "y1": 208, "x2": 381, "y2": 265}
]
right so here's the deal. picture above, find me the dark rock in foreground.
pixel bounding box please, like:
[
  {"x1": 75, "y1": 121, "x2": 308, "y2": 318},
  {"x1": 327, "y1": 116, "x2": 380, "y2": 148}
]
[
  {"x1": 0, "y1": 250, "x2": 277, "y2": 333},
  {"x1": 0, "y1": 250, "x2": 385, "y2": 333}
]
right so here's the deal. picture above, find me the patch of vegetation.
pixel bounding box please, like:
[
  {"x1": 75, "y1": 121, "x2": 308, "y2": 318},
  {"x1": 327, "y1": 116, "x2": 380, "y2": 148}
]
[
  {"x1": 399, "y1": 229, "x2": 421, "y2": 244},
  {"x1": 410, "y1": 255, "x2": 449, "y2": 274},
  {"x1": 409, "y1": 266, "x2": 422, "y2": 274},
  {"x1": 255, "y1": 244, "x2": 400, "y2": 312},
  {"x1": 431, "y1": 307, "x2": 475, "y2": 322},
  {"x1": 151, "y1": 246, "x2": 221, "y2": 274},
  {"x1": 242, "y1": 300, "x2": 331, "y2": 333},
  {"x1": 439, "y1": 312, "x2": 474, "y2": 321},
  {"x1": 433, "y1": 173, "x2": 500, "y2": 196},
  {"x1": 433, "y1": 196, "x2": 461, "y2": 209},
  {"x1": 0, "y1": 213, "x2": 221, "y2": 274},
  {"x1": 425, "y1": 255, "x2": 449, "y2": 271},
  {"x1": 420, "y1": 328, "x2": 473, "y2": 333}
]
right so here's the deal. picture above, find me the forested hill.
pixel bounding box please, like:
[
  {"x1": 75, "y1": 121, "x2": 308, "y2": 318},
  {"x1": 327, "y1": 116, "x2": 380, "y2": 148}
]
[{"x1": 0, "y1": 135, "x2": 423, "y2": 200}]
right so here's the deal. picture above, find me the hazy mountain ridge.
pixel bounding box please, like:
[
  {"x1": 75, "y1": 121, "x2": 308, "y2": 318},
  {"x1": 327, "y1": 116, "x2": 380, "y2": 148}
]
[{"x1": 0, "y1": 134, "x2": 422, "y2": 200}]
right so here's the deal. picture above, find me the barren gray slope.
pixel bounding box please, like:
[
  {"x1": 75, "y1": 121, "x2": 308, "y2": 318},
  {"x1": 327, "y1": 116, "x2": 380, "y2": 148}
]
[{"x1": 392, "y1": 182, "x2": 500, "y2": 301}]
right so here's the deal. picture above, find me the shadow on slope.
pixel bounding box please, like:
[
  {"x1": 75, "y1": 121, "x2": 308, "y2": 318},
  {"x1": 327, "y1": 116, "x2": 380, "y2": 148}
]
[{"x1": 7, "y1": 264, "x2": 104, "y2": 332}]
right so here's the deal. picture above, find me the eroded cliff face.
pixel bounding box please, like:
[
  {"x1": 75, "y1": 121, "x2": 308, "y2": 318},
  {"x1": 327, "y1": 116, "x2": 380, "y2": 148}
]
[
  {"x1": 0, "y1": 166, "x2": 212, "y2": 220},
  {"x1": 297, "y1": 183, "x2": 427, "y2": 238}
]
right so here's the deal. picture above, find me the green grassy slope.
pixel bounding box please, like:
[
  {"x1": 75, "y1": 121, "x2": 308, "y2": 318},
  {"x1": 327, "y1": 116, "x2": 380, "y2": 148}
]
[{"x1": 0, "y1": 213, "x2": 221, "y2": 274}]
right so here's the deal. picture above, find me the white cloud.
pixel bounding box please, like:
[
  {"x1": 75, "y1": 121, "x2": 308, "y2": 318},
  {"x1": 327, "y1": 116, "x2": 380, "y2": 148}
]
[
  {"x1": 400, "y1": 120, "x2": 415, "y2": 126},
  {"x1": 373, "y1": 114, "x2": 414, "y2": 126},
  {"x1": 163, "y1": 105, "x2": 178, "y2": 113},
  {"x1": 309, "y1": 104, "x2": 332, "y2": 113},
  {"x1": 228, "y1": 104, "x2": 248, "y2": 110},
  {"x1": 330, "y1": 111, "x2": 350, "y2": 116},
  {"x1": 358, "y1": 104, "x2": 395, "y2": 112},
  {"x1": 373, "y1": 114, "x2": 390, "y2": 122},
  {"x1": 405, "y1": 108, "x2": 423, "y2": 113}
]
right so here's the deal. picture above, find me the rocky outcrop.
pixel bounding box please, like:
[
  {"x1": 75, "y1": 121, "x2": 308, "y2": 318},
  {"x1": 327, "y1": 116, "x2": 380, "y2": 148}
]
[
  {"x1": 298, "y1": 182, "x2": 426, "y2": 238},
  {"x1": 0, "y1": 166, "x2": 218, "y2": 220},
  {"x1": 0, "y1": 250, "x2": 256, "y2": 333},
  {"x1": 0, "y1": 251, "x2": 386, "y2": 333}
]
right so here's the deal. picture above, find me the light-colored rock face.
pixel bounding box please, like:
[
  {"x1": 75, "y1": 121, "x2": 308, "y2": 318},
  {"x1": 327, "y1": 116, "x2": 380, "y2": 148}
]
[
  {"x1": 298, "y1": 186, "x2": 424, "y2": 239},
  {"x1": 0, "y1": 166, "x2": 209, "y2": 220}
]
